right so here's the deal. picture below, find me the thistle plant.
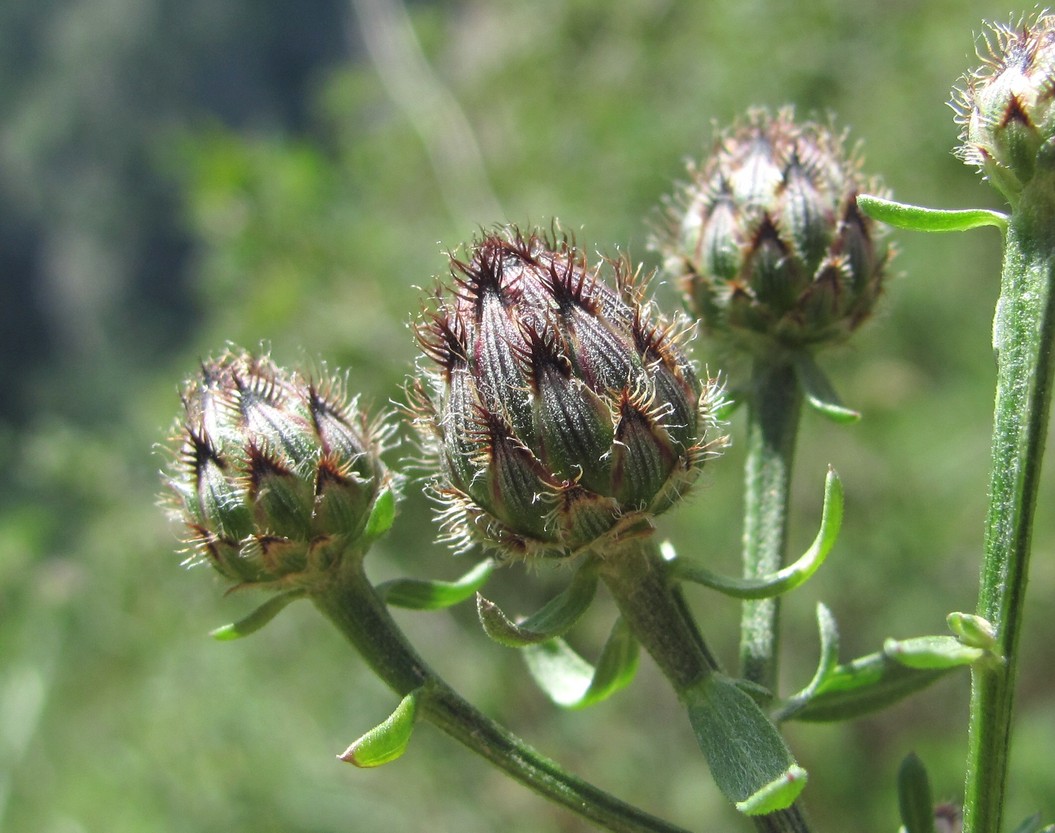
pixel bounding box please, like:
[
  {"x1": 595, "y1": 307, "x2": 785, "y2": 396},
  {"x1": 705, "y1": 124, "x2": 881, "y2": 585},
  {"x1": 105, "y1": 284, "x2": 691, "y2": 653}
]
[
  {"x1": 655, "y1": 108, "x2": 891, "y2": 693},
  {"x1": 409, "y1": 227, "x2": 724, "y2": 558},
  {"x1": 158, "y1": 11, "x2": 1055, "y2": 833}
]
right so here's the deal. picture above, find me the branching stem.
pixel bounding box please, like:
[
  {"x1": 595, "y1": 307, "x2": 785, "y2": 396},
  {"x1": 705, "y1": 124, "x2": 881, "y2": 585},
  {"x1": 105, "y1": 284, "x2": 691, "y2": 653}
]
[{"x1": 311, "y1": 559, "x2": 692, "y2": 833}]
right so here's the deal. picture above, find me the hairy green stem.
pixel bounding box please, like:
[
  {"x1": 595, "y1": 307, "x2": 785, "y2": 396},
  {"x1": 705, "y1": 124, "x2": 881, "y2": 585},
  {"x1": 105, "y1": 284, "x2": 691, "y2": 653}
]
[
  {"x1": 598, "y1": 542, "x2": 812, "y2": 833},
  {"x1": 311, "y1": 559, "x2": 690, "y2": 833},
  {"x1": 740, "y1": 359, "x2": 804, "y2": 693},
  {"x1": 963, "y1": 185, "x2": 1055, "y2": 833}
]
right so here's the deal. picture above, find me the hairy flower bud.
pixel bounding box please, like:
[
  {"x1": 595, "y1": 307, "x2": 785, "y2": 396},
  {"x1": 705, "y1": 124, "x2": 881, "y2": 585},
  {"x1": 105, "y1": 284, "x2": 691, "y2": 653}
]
[
  {"x1": 954, "y1": 13, "x2": 1055, "y2": 200},
  {"x1": 164, "y1": 348, "x2": 394, "y2": 589},
  {"x1": 656, "y1": 108, "x2": 890, "y2": 355},
  {"x1": 410, "y1": 227, "x2": 726, "y2": 559}
]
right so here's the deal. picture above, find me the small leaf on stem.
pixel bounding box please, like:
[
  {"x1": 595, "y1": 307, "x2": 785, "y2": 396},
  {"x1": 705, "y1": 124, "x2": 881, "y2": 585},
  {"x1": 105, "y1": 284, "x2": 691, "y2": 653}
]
[
  {"x1": 884, "y1": 635, "x2": 988, "y2": 670},
  {"x1": 793, "y1": 353, "x2": 860, "y2": 423},
  {"x1": 670, "y1": 467, "x2": 842, "y2": 599},
  {"x1": 339, "y1": 690, "x2": 419, "y2": 767},
  {"x1": 477, "y1": 562, "x2": 598, "y2": 647},
  {"x1": 209, "y1": 590, "x2": 306, "y2": 641},
  {"x1": 377, "y1": 559, "x2": 494, "y2": 610},
  {"x1": 858, "y1": 194, "x2": 1008, "y2": 234},
  {"x1": 522, "y1": 617, "x2": 640, "y2": 709}
]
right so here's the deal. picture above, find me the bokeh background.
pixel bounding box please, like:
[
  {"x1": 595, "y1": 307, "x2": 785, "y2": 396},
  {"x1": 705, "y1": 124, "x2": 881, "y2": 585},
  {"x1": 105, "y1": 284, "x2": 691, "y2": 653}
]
[{"x1": 2, "y1": 1, "x2": 1053, "y2": 831}]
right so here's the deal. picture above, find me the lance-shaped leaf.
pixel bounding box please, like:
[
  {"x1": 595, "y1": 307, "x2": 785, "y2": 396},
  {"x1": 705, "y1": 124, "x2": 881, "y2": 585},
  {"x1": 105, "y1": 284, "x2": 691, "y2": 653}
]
[
  {"x1": 522, "y1": 617, "x2": 639, "y2": 709},
  {"x1": 477, "y1": 562, "x2": 598, "y2": 647},
  {"x1": 209, "y1": 590, "x2": 305, "y2": 641},
  {"x1": 898, "y1": 753, "x2": 937, "y2": 833},
  {"x1": 776, "y1": 606, "x2": 957, "y2": 723},
  {"x1": 686, "y1": 674, "x2": 807, "y2": 814},
  {"x1": 669, "y1": 468, "x2": 842, "y2": 599},
  {"x1": 884, "y1": 635, "x2": 989, "y2": 670},
  {"x1": 377, "y1": 559, "x2": 494, "y2": 610},
  {"x1": 338, "y1": 690, "x2": 419, "y2": 767},
  {"x1": 793, "y1": 353, "x2": 860, "y2": 423},
  {"x1": 858, "y1": 194, "x2": 1008, "y2": 234}
]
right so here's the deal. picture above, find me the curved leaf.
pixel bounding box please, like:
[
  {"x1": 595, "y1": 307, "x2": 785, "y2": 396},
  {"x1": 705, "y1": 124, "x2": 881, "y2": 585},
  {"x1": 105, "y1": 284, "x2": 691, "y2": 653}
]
[
  {"x1": 670, "y1": 468, "x2": 842, "y2": 599},
  {"x1": 209, "y1": 590, "x2": 305, "y2": 641},
  {"x1": 377, "y1": 559, "x2": 494, "y2": 610},
  {"x1": 522, "y1": 617, "x2": 639, "y2": 709},
  {"x1": 338, "y1": 690, "x2": 419, "y2": 767},
  {"x1": 793, "y1": 353, "x2": 860, "y2": 423},
  {"x1": 477, "y1": 562, "x2": 598, "y2": 647}
]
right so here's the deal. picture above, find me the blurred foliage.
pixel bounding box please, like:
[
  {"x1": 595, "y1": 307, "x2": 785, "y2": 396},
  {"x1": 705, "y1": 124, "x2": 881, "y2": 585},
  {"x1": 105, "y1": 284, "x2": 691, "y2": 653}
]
[{"x1": 1, "y1": 0, "x2": 1053, "y2": 832}]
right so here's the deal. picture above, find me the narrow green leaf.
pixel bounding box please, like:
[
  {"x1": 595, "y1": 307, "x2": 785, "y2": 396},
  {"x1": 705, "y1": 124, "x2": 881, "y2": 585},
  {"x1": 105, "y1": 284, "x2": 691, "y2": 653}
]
[
  {"x1": 522, "y1": 617, "x2": 640, "y2": 709},
  {"x1": 338, "y1": 690, "x2": 419, "y2": 767},
  {"x1": 884, "y1": 635, "x2": 987, "y2": 670},
  {"x1": 209, "y1": 590, "x2": 305, "y2": 640},
  {"x1": 377, "y1": 559, "x2": 494, "y2": 610},
  {"x1": 776, "y1": 649, "x2": 953, "y2": 723},
  {"x1": 793, "y1": 353, "x2": 860, "y2": 423},
  {"x1": 858, "y1": 194, "x2": 1008, "y2": 233},
  {"x1": 898, "y1": 753, "x2": 937, "y2": 833},
  {"x1": 671, "y1": 468, "x2": 842, "y2": 599},
  {"x1": 780, "y1": 603, "x2": 841, "y2": 716},
  {"x1": 362, "y1": 487, "x2": 396, "y2": 542},
  {"x1": 686, "y1": 674, "x2": 806, "y2": 813},
  {"x1": 477, "y1": 562, "x2": 598, "y2": 647}
]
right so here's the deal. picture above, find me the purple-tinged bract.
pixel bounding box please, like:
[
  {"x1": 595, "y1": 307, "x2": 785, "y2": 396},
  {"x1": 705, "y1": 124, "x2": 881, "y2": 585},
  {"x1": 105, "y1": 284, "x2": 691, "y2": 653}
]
[{"x1": 411, "y1": 228, "x2": 726, "y2": 559}]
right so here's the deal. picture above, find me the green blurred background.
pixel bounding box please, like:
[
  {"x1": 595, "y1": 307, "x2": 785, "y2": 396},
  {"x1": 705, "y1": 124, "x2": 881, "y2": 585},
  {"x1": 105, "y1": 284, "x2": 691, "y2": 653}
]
[{"x1": 2, "y1": 1, "x2": 1053, "y2": 830}]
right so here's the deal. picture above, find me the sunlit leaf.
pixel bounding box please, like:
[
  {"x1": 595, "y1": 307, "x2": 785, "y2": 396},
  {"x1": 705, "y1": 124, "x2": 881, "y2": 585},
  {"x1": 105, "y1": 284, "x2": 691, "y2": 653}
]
[
  {"x1": 209, "y1": 590, "x2": 305, "y2": 641},
  {"x1": 377, "y1": 559, "x2": 494, "y2": 610},
  {"x1": 522, "y1": 617, "x2": 639, "y2": 709},
  {"x1": 477, "y1": 562, "x2": 598, "y2": 647},
  {"x1": 858, "y1": 194, "x2": 1008, "y2": 233},
  {"x1": 338, "y1": 690, "x2": 419, "y2": 768},
  {"x1": 671, "y1": 468, "x2": 842, "y2": 599}
]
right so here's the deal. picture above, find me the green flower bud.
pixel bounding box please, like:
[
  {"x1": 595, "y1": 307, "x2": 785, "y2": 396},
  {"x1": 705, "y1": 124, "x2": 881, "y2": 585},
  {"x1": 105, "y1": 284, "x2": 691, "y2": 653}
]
[
  {"x1": 163, "y1": 348, "x2": 395, "y2": 590},
  {"x1": 954, "y1": 13, "x2": 1055, "y2": 201},
  {"x1": 656, "y1": 108, "x2": 890, "y2": 356},
  {"x1": 410, "y1": 227, "x2": 727, "y2": 559}
]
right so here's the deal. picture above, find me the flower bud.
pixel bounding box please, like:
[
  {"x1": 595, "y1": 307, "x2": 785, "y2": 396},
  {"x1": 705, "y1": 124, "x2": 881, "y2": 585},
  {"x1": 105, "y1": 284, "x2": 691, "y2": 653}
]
[
  {"x1": 410, "y1": 227, "x2": 727, "y2": 559},
  {"x1": 164, "y1": 348, "x2": 394, "y2": 589},
  {"x1": 954, "y1": 13, "x2": 1055, "y2": 200},
  {"x1": 656, "y1": 108, "x2": 890, "y2": 355}
]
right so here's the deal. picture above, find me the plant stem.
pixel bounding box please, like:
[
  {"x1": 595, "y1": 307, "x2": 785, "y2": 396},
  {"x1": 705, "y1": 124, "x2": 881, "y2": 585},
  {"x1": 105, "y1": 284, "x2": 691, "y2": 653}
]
[
  {"x1": 597, "y1": 542, "x2": 812, "y2": 833},
  {"x1": 963, "y1": 186, "x2": 1055, "y2": 833},
  {"x1": 740, "y1": 359, "x2": 803, "y2": 693},
  {"x1": 311, "y1": 559, "x2": 691, "y2": 833}
]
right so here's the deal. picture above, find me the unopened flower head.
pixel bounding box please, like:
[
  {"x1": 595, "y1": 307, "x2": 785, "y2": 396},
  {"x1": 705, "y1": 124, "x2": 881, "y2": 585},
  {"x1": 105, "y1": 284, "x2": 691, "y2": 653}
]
[
  {"x1": 164, "y1": 348, "x2": 394, "y2": 590},
  {"x1": 954, "y1": 12, "x2": 1055, "y2": 200},
  {"x1": 656, "y1": 108, "x2": 890, "y2": 356},
  {"x1": 410, "y1": 227, "x2": 727, "y2": 560}
]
